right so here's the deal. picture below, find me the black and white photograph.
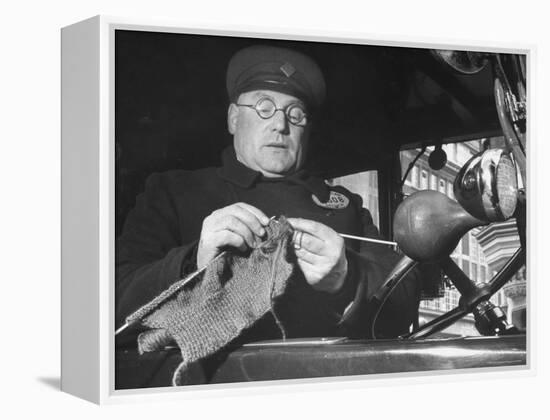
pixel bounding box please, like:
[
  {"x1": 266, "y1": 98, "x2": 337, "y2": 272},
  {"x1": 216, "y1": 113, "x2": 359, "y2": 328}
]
[
  {"x1": 112, "y1": 29, "x2": 528, "y2": 389},
  {"x1": 4, "y1": 0, "x2": 547, "y2": 416}
]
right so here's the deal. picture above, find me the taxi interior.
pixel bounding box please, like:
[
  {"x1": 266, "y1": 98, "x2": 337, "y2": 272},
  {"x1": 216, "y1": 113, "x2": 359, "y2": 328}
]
[{"x1": 114, "y1": 30, "x2": 527, "y2": 388}]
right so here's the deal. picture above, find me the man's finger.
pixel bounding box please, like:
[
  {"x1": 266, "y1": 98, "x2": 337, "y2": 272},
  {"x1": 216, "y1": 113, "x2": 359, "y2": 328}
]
[
  {"x1": 287, "y1": 217, "x2": 334, "y2": 241},
  {"x1": 294, "y1": 247, "x2": 324, "y2": 265},
  {"x1": 215, "y1": 230, "x2": 247, "y2": 252},
  {"x1": 228, "y1": 204, "x2": 267, "y2": 237},
  {"x1": 214, "y1": 215, "x2": 257, "y2": 248},
  {"x1": 235, "y1": 203, "x2": 270, "y2": 226},
  {"x1": 293, "y1": 230, "x2": 325, "y2": 255}
]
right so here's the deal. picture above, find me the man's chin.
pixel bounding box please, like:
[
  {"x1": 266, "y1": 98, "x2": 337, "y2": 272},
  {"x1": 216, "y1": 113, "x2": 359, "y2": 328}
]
[{"x1": 258, "y1": 161, "x2": 294, "y2": 178}]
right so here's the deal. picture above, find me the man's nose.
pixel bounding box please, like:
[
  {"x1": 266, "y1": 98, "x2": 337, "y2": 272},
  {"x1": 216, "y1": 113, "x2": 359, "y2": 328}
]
[{"x1": 271, "y1": 109, "x2": 290, "y2": 133}]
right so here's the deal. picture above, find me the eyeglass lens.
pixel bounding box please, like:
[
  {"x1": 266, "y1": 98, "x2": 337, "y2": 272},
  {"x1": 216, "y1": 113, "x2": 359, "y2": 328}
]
[{"x1": 255, "y1": 98, "x2": 306, "y2": 125}]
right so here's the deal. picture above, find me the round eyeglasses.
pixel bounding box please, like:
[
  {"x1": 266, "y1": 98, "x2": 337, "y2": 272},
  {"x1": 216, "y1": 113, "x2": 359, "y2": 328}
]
[{"x1": 234, "y1": 97, "x2": 308, "y2": 126}]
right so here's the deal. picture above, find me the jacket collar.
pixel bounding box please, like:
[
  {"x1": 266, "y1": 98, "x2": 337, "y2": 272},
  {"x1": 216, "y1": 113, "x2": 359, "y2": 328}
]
[
  {"x1": 218, "y1": 147, "x2": 330, "y2": 202},
  {"x1": 218, "y1": 147, "x2": 261, "y2": 188}
]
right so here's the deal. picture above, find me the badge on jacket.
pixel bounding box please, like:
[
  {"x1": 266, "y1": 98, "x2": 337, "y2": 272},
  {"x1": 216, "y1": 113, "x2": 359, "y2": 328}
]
[{"x1": 312, "y1": 191, "x2": 349, "y2": 209}]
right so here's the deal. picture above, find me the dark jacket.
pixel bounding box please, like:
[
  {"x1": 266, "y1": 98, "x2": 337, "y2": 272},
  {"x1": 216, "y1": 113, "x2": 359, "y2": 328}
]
[{"x1": 116, "y1": 147, "x2": 420, "y2": 341}]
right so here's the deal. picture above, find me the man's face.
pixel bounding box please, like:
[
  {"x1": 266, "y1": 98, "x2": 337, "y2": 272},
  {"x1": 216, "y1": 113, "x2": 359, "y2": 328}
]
[{"x1": 228, "y1": 90, "x2": 311, "y2": 177}]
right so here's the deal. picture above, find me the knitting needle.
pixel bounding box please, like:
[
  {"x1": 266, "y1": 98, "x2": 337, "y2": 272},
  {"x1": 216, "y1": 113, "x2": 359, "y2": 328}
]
[
  {"x1": 115, "y1": 227, "x2": 396, "y2": 336},
  {"x1": 115, "y1": 251, "x2": 227, "y2": 336},
  {"x1": 339, "y1": 233, "x2": 397, "y2": 248},
  {"x1": 280, "y1": 215, "x2": 398, "y2": 248},
  {"x1": 116, "y1": 220, "x2": 285, "y2": 336}
]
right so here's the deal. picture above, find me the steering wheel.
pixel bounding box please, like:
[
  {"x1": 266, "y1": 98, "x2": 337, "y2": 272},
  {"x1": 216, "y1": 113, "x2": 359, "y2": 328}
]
[
  {"x1": 364, "y1": 51, "x2": 528, "y2": 340},
  {"x1": 366, "y1": 148, "x2": 525, "y2": 339}
]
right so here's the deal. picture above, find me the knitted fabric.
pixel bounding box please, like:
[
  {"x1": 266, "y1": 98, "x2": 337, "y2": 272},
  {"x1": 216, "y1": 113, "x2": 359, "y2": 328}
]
[{"x1": 136, "y1": 217, "x2": 295, "y2": 385}]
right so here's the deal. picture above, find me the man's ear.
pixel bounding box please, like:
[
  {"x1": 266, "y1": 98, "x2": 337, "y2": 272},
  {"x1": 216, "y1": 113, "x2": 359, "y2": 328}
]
[{"x1": 227, "y1": 103, "x2": 239, "y2": 135}]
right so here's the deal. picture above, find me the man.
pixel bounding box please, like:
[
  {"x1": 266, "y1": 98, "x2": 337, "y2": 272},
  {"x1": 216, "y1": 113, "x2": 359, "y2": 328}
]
[{"x1": 116, "y1": 45, "x2": 420, "y2": 342}]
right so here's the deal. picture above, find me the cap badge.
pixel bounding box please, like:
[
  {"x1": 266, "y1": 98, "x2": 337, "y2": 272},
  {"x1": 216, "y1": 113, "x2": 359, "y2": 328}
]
[
  {"x1": 280, "y1": 62, "x2": 296, "y2": 78},
  {"x1": 312, "y1": 191, "x2": 350, "y2": 209}
]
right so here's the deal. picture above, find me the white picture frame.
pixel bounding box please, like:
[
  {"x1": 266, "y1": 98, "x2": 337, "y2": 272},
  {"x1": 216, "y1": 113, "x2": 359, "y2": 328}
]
[{"x1": 61, "y1": 15, "x2": 533, "y2": 404}]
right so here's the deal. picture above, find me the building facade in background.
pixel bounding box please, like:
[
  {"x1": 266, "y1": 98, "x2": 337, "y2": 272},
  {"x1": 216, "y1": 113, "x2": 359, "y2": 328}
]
[{"x1": 331, "y1": 138, "x2": 525, "y2": 337}]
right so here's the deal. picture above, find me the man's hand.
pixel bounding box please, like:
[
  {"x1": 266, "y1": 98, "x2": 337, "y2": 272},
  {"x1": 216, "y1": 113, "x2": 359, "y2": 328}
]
[
  {"x1": 286, "y1": 218, "x2": 348, "y2": 294},
  {"x1": 197, "y1": 203, "x2": 270, "y2": 269}
]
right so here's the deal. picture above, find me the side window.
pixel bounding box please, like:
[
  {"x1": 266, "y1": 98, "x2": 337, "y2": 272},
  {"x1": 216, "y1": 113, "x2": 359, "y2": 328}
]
[
  {"x1": 328, "y1": 170, "x2": 379, "y2": 228},
  {"x1": 400, "y1": 141, "x2": 493, "y2": 286},
  {"x1": 410, "y1": 166, "x2": 418, "y2": 187},
  {"x1": 430, "y1": 173, "x2": 438, "y2": 190},
  {"x1": 406, "y1": 138, "x2": 520, "y2": 337},
  {"x1": 462, "y1": 260, "x2": 470, "y2": 277},
  {"x1": 420, "y1": 170, "x2": 428, "y2": 189},
  {"x1": 462, "y1": 232, "x2": 470, "y2": 254},
  {"x1": 447, "y1": 181, "x2": 454, "y2": 199}
]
